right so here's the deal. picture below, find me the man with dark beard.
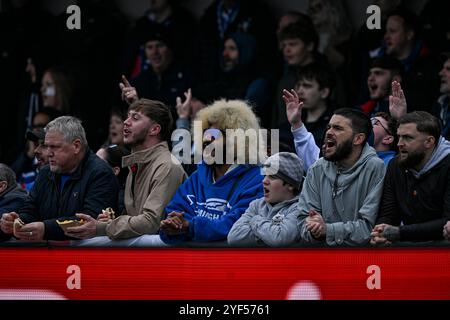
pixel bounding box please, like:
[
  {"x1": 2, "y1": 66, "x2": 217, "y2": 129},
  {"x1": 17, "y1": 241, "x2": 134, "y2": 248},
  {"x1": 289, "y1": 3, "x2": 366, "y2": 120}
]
[
  {"x1": 298, "y1": 108, "x2": 386, "y2": 246},
  {"x1": 371, "y1": 111, "x2": 450, "y2": 245}
]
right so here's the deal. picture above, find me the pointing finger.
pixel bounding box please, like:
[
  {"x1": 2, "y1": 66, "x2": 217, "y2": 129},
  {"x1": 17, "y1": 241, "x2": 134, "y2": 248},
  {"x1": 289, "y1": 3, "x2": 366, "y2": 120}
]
[{"x1": 121, "y1": 75, "x2": 131, "y2": 87}]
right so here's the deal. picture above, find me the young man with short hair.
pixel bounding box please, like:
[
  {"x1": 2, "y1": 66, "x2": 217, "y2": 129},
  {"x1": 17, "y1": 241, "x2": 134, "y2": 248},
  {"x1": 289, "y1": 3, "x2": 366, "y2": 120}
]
[
  {"x1": 360, "y1": 56, "x2": 403, "y2": 116},
  {"x1": 378, "y1": 9, "x2": 440, "y2": 111},
  {"x1": 273, "y1": 21, "x2": 321, "y2": 130},
  {"x1": 283, "y1": 63, "x2": 335, "y2": 169},
  {"x1": 67, "y1": 99, "x2": 187, "y2": 244}
]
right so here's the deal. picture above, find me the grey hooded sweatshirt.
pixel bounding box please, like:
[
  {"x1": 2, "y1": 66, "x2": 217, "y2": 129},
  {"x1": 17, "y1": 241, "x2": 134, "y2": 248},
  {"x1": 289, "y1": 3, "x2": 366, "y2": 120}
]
[
  {"x1": 410, "y1": 137, "x2": 450, "y2": 178},
  {"x1": 298, "y1": 144, "x2": 386, "y2": 246},
  {"x1": 228, "y1": 196, "x2": 300, "y2": 247}
]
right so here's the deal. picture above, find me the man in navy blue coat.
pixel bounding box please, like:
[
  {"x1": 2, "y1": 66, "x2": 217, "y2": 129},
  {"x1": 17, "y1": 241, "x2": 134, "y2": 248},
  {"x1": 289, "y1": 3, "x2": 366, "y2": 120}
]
[{"x1": 0, "y1": 116, "x2": 119, "y2": 241}]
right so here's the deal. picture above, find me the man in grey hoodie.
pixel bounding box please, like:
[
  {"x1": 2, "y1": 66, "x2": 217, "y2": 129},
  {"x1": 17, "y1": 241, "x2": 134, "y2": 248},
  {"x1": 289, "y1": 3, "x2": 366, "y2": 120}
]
[
  {"x1": 298, "y1": 108, "x2": 386, "y2": 246},
  {"x1": 372, "y1": 111, "x2": 450, "y2": 245}
]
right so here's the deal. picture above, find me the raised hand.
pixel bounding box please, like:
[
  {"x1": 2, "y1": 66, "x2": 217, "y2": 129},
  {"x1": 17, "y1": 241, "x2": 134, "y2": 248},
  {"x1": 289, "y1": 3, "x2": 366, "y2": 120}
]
[
  {"x1": 282, "y1": 89, "x2": 304, "y2": 129},
  {"x1": 176, "y1": 88, "x2": 192, "y2": 119},
  {"x1": 119, "y1": 75, "x2": 139, "y2": 105},
  {"x1": 389, "y1": 81, "x2": 407, "y2": 120}
]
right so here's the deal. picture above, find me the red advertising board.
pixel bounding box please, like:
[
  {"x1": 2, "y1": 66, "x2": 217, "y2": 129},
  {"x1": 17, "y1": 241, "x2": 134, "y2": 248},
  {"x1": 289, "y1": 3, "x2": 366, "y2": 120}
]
[{"x1": 0, "y1": 248, "x2": 449, "y2": 300}]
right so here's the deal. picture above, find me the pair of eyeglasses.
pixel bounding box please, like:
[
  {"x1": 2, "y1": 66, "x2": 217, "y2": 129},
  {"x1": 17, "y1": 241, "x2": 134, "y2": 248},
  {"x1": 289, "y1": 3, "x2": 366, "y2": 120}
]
[{"x1": 371, "y1": 117, "x2": 392, "y2": 135}]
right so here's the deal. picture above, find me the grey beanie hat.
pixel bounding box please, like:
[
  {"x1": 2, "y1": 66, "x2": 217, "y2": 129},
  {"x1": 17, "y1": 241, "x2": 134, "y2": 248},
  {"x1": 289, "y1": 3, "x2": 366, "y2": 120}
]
[{"x1": 262, "y1": 152, "x2": 304, "y2": 189}]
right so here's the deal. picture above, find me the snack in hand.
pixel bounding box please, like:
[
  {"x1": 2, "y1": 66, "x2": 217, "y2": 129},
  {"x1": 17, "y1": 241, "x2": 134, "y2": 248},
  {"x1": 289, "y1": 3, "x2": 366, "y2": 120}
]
[
  {"x1": 13, "y1": 218, "x2": 25, "y2": 236},
  {"x1": 102, "y1": 207, "x2": 115, "y2": 219},
  {"x1": 56, "y1": 219, "x2": 85, "y2": 232}
]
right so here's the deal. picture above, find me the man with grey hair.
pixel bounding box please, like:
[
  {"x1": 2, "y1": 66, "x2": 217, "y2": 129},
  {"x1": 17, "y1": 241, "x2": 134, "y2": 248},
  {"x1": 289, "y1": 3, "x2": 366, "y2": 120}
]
[
  {"x1": 0, "y1": 116, "x2": 119, "y2": 241},
  {"x1": 0, "y1": 164, "x2": 27, "y2": 241}
]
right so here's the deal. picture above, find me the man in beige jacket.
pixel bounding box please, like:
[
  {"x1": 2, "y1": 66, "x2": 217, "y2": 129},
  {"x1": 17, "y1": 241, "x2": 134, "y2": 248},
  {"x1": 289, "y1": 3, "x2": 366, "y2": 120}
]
[{"x1": 67, "y1": 99, "x2": 186, "y2": 245}]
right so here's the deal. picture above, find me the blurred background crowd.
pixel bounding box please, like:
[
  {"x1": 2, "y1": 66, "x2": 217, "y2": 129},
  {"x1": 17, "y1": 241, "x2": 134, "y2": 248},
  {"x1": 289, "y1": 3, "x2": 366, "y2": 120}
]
[{"x1": 0, "y1": 0, "x2": 449, "y2": 167}]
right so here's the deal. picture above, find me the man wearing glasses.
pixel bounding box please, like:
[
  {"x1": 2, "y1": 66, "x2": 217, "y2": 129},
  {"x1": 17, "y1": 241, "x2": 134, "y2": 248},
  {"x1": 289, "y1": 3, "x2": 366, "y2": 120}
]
[{"x1": 371, "y1": 112, "x2": 398, "y2": 165}]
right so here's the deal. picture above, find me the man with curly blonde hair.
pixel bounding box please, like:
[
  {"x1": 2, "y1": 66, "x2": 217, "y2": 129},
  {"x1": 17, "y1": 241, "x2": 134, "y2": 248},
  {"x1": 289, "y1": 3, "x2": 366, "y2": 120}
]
[
  {"x1": 163, "y1": 99, "x2": 265, "y2": 244},
  {"x1": 137, "y1": 99, "x2": 265, "y2": 246}
]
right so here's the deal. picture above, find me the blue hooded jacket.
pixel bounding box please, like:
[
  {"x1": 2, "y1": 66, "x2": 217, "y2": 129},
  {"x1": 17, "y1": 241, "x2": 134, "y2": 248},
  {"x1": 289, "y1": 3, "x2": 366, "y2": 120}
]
[{"x1": 161, "y1": 163, "x2": 263, "y2": 243}]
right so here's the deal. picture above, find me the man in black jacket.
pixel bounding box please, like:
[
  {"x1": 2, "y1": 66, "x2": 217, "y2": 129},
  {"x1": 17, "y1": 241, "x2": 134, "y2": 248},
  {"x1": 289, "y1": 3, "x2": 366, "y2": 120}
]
[
  {"x1": 371, "y1": 111, "x2": 450, "y2": 245},
  {"x1": 0, "y1": 116, "x2": 119, "y2": 241}
]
